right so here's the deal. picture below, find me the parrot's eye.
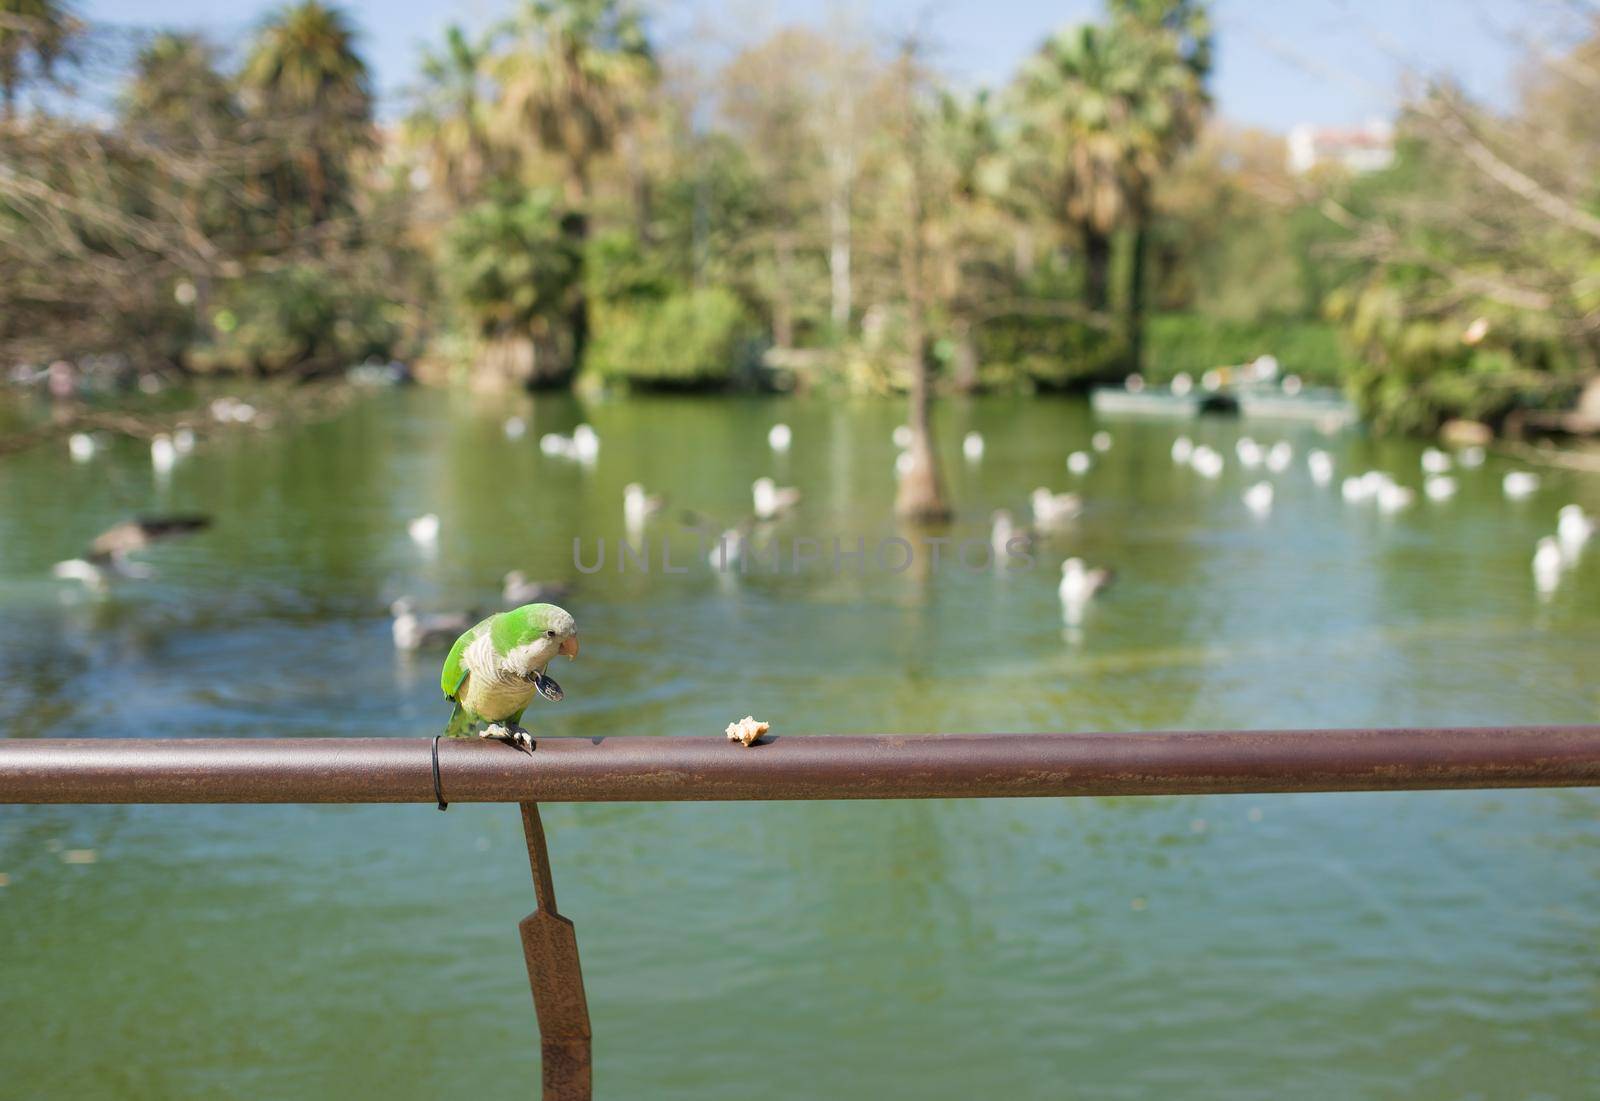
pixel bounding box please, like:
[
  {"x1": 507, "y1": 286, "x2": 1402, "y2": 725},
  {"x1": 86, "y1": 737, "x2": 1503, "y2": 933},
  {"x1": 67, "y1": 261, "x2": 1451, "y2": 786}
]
[{"x1": 544, "y1": 630, "x2": 556, "y2": 638}]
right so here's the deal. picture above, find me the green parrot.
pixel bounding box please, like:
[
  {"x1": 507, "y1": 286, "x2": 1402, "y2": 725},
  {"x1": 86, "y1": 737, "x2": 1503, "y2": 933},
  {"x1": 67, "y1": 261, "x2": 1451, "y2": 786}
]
[{"x1": 440, "y1": 603, "x2": 579, "y2": 750}]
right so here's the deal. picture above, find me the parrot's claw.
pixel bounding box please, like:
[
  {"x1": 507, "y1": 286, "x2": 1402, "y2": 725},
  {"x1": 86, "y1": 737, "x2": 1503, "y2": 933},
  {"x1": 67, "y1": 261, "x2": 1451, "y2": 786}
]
[{"x1": 481, "y1": 723, "x2": 534, "y2": 753}]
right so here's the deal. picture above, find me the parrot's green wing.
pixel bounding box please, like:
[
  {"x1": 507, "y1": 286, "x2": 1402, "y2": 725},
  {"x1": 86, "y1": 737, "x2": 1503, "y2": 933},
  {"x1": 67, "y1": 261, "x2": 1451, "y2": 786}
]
[{"x1": 441, "y1": 615, "x2": 495, "y2": 700}]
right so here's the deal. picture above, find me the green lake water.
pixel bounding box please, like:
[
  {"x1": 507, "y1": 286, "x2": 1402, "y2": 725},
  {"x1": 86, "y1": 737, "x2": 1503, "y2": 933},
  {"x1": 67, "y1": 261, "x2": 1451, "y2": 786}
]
[{"x1": 1, "y1": 388, "x2": 1597, "y2": 1099}]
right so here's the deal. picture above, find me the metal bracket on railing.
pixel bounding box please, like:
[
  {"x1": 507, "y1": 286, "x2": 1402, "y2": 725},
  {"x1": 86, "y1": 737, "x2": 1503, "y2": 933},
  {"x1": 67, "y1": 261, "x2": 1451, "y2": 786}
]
[{"x1": 518, "y1": 802, "x2": 592, "y2": 1101}]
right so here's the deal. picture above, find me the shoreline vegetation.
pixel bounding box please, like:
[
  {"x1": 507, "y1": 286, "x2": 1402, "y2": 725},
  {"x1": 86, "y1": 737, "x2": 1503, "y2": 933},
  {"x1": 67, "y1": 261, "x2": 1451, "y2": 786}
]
[{"x1": 1, "y1": 0, "x2": 1598, "y2": 450}]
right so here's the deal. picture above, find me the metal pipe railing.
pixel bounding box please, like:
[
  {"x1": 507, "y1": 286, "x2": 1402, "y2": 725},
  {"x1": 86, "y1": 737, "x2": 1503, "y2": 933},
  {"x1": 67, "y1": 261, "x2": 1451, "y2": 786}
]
[
  {"x1": 9, "y1": 726, "x2": 1599, "y2": 1101},
  {"x1": 3, "y1": 726, "x2": 1600, "y2": 804}
]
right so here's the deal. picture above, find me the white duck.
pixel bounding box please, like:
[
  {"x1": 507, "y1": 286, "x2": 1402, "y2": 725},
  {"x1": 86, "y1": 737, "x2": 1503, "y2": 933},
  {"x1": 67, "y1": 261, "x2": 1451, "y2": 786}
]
[
  {"x1": 1533, "y1": 537, "x2": 1564, "y2": 594},
  {"x1": 1190, "y1": 446, "x2": 1224, "y2": 479},
  {"x1": 1243, "y1": 481, "x2": 1274, "y2": 515},
  {"x1": 1376, "y1": 483, "x2": 1415, "y2": 513},
  {"x1": 707, "y1": 528, "x2": 746, "y2": 570},
  {"x1": 571, "y1": 424, "x2": 600, "y2": 463},
  {"x1": 1420, "y1": 447, "x2": 1451, "y2": 474},
  {"x1": 151, "y1": 434, "x2": 177, "y2": 474},
  {"x1": 752, "y1": 477, "x2": 800, "y2": 520},
  {"x1": 1066, "y1": 451, "x2": 1092, "y2": 475},
  {"x1": 1503, "y1": 472, "x2": 1540, "y2": 499},
  {"x1": 962, "y1": 431, "x2": 984, "y2": 462},
  {"x1": 1557, "y1": 505, "x2": 1594, "y2": 554},
  {"x1": 68, "y1": 433, "x2": 97, "y2": 463},
  {"x1": 1059, "y1": 557, "x2": 1114, "y2": 603},
  {"x1": 624, "y1": 483, "x2": 665, "y2": 528},
  {"x1": 1423, "y1": 475, "x2": 1457, "y2": 501},
  {"x1": 1031, "y1": 487, "x2": 1083, "y2": 527},
  {"x1": 1307, "y1": 450, "x2": 1334, "y2": 485},
  {"x1": 1171, "y1": 436, "x2": 1194, "y2": 464},
  {"x1": 768, "y1": 423, "x2": 792, "y2": 453},
  {"x1": 408, "y1": 513, "x2": 441, "y2": 546},
  {"x1": 990, "y1": 509, "x2": 1034, "y2": 562}
]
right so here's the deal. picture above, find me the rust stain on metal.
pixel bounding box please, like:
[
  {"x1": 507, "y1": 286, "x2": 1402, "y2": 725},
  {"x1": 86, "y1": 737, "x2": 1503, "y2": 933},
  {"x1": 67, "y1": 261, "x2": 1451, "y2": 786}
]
[
  {"x1": 1, "y1": 727, "x2": 1599, "y2": 804},
  {"x1": 519, "y1": 802, "x2": 592, "y2": 1101}
]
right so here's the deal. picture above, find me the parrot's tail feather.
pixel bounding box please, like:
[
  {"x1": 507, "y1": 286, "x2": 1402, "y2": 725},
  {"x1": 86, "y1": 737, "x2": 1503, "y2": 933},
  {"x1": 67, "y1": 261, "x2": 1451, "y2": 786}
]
[{"x1": 443, "y1": 701, "x2": 480, "y2": 739}]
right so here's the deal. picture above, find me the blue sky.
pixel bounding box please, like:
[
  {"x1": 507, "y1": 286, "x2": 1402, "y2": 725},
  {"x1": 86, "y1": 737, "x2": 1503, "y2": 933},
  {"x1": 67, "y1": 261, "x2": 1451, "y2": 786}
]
[{"x1": 85, "y1": 0, "x2": 1563, "y2": 131}]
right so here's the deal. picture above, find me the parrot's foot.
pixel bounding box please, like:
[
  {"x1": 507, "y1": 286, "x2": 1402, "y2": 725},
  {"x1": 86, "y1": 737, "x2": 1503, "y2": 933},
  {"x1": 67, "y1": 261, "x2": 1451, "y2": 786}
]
[{"x1": 481, "y1": 723, "x2": 533, "y2": 753}]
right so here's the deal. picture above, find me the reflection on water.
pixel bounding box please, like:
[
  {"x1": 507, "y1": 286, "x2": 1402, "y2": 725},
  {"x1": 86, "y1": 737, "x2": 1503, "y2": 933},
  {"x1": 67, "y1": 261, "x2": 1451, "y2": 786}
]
[{"x1": 2, "y1": 390, "x2": 1598, "y2": 1098}]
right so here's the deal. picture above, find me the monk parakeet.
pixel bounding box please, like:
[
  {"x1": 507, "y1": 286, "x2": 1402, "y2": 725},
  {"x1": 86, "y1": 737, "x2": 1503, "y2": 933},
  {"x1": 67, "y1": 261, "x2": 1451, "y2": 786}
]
[{"x1": 440, "y1": 603, "x2": 578, "y2": 750}]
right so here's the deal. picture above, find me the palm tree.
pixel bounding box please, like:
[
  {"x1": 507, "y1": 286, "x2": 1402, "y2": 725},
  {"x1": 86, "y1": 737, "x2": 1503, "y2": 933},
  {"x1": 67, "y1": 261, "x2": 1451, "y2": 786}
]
[
  {"x1": 1015, "y1": 0, "x2": 1209, "y2": 362},
  {"x1": 123, "y1": 34, "x2": 237, "y2": 139},
  {"x1": 1113, "y1": 0, "x2": 1211, "y2": 369},
  {"x1": 405, "y1": 24, "x2": 497, "y2": 206},
  {"x1": 489, "y1": 0, "x2": 653, "y2": 206},
  {"x1": 488, "y1": 0, "x2": 655, "y2": 378},
  {"x1": 0, "y1": 0, "x2": 79, "y2": 122},
  {"x1": 241, "y1": 1, "x2": 372, "y2": 225}
]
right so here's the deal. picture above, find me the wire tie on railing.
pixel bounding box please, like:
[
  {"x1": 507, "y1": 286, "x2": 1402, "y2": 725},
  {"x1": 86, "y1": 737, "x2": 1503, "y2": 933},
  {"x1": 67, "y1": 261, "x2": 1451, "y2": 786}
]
[{"x1": 432, "y1": 734, "x2": 447, "y2": 811}]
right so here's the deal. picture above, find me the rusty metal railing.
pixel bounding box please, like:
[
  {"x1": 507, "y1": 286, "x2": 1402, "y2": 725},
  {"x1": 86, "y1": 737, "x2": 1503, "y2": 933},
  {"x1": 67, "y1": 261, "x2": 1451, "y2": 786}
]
[{"x1": 4, "y1": 726, "x2": 1599, "y2": 1099}]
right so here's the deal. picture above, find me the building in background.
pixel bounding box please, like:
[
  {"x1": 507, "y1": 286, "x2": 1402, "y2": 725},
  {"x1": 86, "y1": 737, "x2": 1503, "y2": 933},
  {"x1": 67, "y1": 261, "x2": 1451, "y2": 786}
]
[{"x1": 1286, "y1": 120, "x2": 1394, "y2": 174}]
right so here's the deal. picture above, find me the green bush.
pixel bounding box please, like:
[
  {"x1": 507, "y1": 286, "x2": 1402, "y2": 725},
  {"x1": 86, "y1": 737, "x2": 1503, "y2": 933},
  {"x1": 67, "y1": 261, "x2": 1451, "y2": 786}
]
[
  {"x1": 584, "y1": 228, "x2": 671, "y2": 305},
  {"x1": 1143, "y1": 313, "x2": 1350, "y2": 385},
  {"x1": 1327, "y1": 281, "x2": 1575, "y2": 434},
  {"x1": 586, "y1": 288, "x2": 760, "y2": 388},
  {"x1": 205, "y1": 266, "x2": 400, "y2": 374},
  {"x1": 444, "y1": 189, "x2": 580, "y2": 340},
  {"x1": 975, "y1": 312, "x2": 1125, "y2": 390}
]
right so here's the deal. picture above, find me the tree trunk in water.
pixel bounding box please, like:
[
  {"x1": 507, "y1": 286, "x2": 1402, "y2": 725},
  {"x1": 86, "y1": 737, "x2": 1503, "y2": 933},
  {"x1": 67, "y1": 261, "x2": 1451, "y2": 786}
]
[
  {"x1": 1126, "y1": 218, "x2": 1149, "y2": 375},
  {"x1": 1084, "y1": 229, "x2": 1112, "y2": 313},
  {"x1": 896, "y1": 325, "x2": 952, "y2": 523},
  {"x1": 893, "y1": 71, "x2": 951, "y2": 526}
]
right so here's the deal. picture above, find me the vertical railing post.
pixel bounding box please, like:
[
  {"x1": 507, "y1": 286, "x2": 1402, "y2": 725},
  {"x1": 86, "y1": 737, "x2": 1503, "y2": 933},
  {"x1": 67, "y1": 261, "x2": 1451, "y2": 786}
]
[{"x1": 518, "y1": 803, "x2": 592, "y2": 1100}]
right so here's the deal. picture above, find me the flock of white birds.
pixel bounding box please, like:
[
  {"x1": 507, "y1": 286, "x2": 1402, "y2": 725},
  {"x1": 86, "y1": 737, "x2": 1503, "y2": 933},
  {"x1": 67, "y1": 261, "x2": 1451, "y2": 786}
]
[
  {"x1": 416, "y1": 414, "x2": 1595, "y2": 617},
  {"x1": 1162, "y1": 429, "x2": 1590, "y2": 598},
  {"x1": 67, "y1": 397, "x2": 262, "y2": 476}
]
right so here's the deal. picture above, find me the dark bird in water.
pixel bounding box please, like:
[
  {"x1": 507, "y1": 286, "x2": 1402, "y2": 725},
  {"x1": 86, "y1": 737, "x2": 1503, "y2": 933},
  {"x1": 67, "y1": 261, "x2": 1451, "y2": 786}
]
[
  {"x1": 391, "y1": 599, "x2": 478, "y2": 652},
  {"x1": 53, "y1": 515, "x2": 212, "y2": 590},
  {"x1": 501, "y1": 571, "x2": 572, "y2": 606}
]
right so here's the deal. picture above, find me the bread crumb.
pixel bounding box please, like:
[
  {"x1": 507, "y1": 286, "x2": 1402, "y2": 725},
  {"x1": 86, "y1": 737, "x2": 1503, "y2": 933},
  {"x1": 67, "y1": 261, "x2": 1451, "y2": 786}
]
[
  {"x1": 725, "y1": 715, "x2": 769, "y2": 747},
  {"x1": 62, "y1": 849, "x2": 97, "y2": 865}
]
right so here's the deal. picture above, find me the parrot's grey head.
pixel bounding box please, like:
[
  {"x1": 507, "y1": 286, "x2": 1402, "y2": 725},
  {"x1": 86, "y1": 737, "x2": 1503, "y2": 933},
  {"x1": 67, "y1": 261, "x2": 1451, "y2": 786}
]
[{"x1": 496, "y1": 603, "x2": 579, "y2": 679}]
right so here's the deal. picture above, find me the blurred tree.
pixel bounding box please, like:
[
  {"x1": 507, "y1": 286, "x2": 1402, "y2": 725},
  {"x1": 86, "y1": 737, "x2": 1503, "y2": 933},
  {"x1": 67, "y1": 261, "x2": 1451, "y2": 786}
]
[
  {"x1": 0, "y1": 0, "x2": 79, "y2": 122},
  {"x1": 880, "y1": 38, "x2": 952, "y2": 524},
  {"x1": 488, "y1": 0, "x2": 656, "y2": 379},
  {"x1": 241, "y1": 1, "x2": 373, "y2": 227},
  {"x1": 1014, "y1": 1, "x2": 1210, "y2": 368},
  {"x1": 120, "y1": 33, "x2": 243, "y2": 341},
  {"x1": 405, "y1": 25, "x2": 498, "y2": 207},
  {"x1": 443, "y1": 189, "x2": 582, "y2": 390}
]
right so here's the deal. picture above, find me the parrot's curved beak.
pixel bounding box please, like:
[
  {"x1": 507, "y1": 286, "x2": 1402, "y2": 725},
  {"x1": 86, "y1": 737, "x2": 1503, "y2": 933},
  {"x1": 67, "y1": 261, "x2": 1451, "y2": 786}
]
[{"x1": 559, "y1": 635, "x2": 579, "y2": 660}]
